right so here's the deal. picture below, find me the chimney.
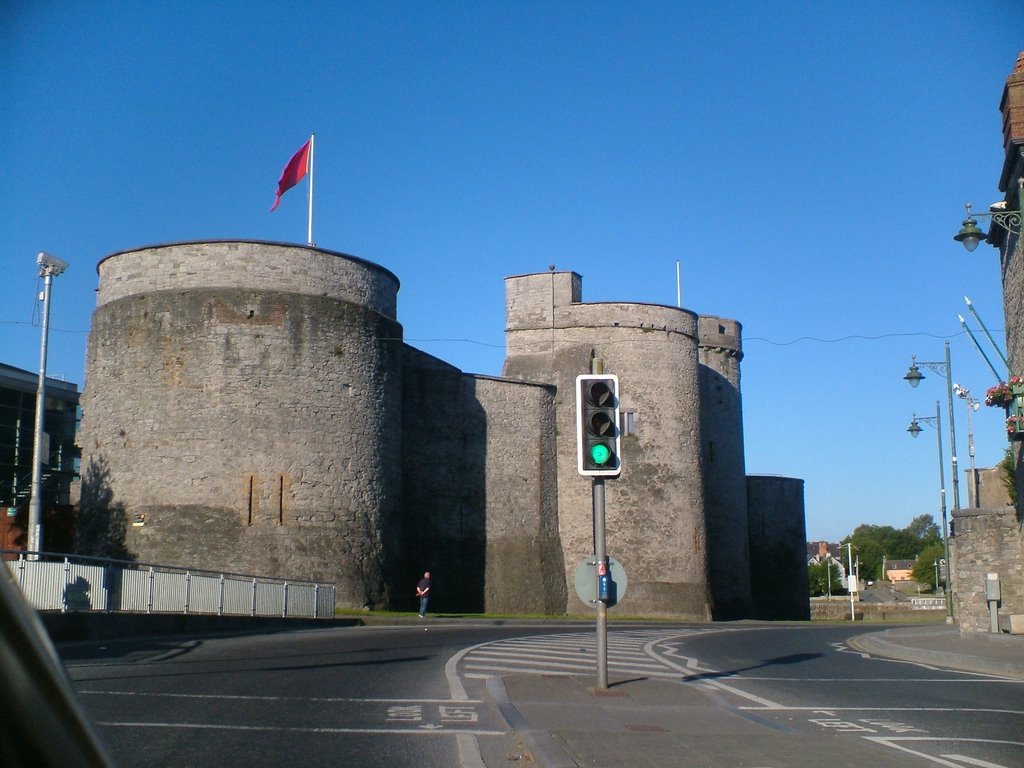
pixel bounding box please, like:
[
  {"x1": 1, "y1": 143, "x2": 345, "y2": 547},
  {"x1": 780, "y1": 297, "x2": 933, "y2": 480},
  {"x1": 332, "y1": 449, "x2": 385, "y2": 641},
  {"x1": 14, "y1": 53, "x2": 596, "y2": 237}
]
[{"x1": 1000, "y1": 51, "x2": 1024, "y2": 152}]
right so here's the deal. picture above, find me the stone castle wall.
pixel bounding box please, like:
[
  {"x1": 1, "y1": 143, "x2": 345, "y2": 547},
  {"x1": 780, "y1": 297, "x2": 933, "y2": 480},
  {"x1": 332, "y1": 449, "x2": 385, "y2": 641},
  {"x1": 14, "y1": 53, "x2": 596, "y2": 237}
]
[
  {"x1": 697, "y1": 315, "x2": 752, "y2": 619},
  {"x1": 399, "y1": 347, "x2": 566, "y2": 615},
  {"x1": 80, "y1": 241, "x2": 404, "y2": 608},
  {"x1": 502, "y1": 272, "x2": 712, "y2": 618},
  {"x1": 79, "y1": 245, "x2": 804, "y2": 620},
  {"x1": 746, "y1": 475, "x2": 809, "y2": 620}
]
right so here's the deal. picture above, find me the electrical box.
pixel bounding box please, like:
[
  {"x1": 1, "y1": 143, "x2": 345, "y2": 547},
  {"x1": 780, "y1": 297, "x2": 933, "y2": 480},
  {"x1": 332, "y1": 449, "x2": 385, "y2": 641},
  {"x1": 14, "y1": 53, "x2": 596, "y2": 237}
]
[{"x1": 985, "y1": 572, "x2": 1001, "y2": 602}]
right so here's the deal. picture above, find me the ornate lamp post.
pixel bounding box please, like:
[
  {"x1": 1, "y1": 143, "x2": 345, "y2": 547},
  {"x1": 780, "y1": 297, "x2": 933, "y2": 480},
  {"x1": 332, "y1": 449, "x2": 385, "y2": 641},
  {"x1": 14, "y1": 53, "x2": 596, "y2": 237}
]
[
  {"x1": 904, "y1": 342, "x2": 960, "y2": 512},
  {"x1": 907, "y1": 403, "x2": 954, "y2": 621}
]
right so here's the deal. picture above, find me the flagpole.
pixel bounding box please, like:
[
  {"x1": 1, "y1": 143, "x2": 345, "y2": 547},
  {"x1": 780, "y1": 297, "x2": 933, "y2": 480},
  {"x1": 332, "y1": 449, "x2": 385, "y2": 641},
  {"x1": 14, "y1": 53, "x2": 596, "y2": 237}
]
[{"x1": 307, "y1": 133, "x2": 315, "y2": 246}]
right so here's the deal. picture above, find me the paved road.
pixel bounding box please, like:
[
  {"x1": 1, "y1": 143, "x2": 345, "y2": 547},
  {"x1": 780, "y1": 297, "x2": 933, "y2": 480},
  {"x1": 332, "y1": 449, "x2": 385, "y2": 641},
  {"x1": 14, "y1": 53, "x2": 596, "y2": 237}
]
[
  {"x1": 60, "y1": 622, "x2": 1024, "y2": 767},
  {"x1": 60, "y1": 622, "x2": 563, "y2": 767}
]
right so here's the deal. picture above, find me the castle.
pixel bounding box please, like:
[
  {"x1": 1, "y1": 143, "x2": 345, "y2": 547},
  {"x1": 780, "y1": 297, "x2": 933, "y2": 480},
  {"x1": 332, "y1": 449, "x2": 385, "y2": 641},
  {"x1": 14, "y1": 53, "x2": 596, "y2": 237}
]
[{"x1": 78, "y1": 240, "x2": 807, "y2": 619}]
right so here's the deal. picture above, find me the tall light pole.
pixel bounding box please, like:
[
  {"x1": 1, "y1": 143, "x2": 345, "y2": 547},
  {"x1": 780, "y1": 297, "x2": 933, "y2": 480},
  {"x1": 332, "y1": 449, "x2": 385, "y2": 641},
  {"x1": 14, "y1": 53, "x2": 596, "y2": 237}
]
[
  {"x1": 904, "y1": 342, "x2": 960, "y2": 512},
  {"x1": 27, "y1": 251, "x2": 69, "y2": 559},
  {"x1": 953, "y1": 384, "x2": 981, "y2": 507},
  {"x1": 907, "y1": 403, "x2": 954, "y2": 621},
  {"x1": 843, "y1": 542, "x2": 856, "y2": 621}
]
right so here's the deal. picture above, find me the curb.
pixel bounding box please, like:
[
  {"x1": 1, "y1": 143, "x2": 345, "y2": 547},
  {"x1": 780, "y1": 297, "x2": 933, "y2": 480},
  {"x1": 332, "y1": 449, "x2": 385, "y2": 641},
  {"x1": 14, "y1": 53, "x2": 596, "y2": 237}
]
[
  {"x1": 485, "y1": 676, "x2": 576, "y2": 768},
  {"x1": 849, "y1": 631, "x2": 1024, "y2": 679}
]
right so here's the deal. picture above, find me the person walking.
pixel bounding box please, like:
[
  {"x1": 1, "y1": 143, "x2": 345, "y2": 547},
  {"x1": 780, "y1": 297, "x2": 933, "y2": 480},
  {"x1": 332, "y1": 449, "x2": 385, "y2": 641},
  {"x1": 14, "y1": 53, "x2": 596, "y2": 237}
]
[{"x1": 416, "y1": 571, "x2": 431, "y2": 618}]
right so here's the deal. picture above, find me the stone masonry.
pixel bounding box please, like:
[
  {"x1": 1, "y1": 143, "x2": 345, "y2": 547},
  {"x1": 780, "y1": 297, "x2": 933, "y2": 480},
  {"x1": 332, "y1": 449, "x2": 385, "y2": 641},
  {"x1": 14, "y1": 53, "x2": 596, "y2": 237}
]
[
  {"x1": 952, "y1": 51, "x2": 1024, "y2": 634},
  {"x1": 80, "y1": 241, "x2": 404, "y2": 608},
  {"x1": 79, "y1": 242, "x2": 807, "y2": 618}
]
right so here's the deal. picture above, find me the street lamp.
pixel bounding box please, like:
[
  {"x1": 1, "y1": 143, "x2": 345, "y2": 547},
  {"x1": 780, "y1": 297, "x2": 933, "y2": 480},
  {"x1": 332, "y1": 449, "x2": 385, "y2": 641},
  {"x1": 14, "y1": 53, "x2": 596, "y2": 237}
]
[
  {"x1": 840, "y1": 542, "x2": 857, "y2": 621},
  {"x1": 27, "y1": 251, "x2": 69, "y2": 559},
  {"x1": 953, "y1": 383, "x2": 981, "y2": 507},
  {"x1": 903, "y1": 342, "x2": 960, "y2": 513},
  {"x1": 906, "y1": 402, "x2": 954, "y2": 621},
  {"x1": 953, "y1": 176, "x2": 1023, "y2": 254}
]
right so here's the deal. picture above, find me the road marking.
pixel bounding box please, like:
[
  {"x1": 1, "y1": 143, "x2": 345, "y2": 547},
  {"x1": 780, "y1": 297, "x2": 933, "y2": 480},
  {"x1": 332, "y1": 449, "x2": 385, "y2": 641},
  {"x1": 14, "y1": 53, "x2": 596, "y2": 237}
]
[
  {"x1": 942, "y1": 754, "x2": 1014, "y2": 768},
  {"x1": 808, "y1": 717, "x2": 927, "y2": 734},
  {"x1": 639, "y1": 636, "x2": 787, "y2": 709},
  {"x1": 95, "y1": 721, "x2": 508, "y2": 737},
  {"x1": 737, "y1": 705, "x2": 1024, "y2": 716},
  {"x1": 863, "y1": 737, "x2": 1024, "y2": 768},
  {"x1": 78, "y1": 690, "x2": 482, "y2": 705}
]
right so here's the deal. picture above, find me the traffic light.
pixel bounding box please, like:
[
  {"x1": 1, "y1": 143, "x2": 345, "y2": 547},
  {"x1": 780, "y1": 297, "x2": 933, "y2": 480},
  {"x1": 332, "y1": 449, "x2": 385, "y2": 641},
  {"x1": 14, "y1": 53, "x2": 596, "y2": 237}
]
[{"x1": 576, "y1": 374, "x2": 621, "y2": 477}]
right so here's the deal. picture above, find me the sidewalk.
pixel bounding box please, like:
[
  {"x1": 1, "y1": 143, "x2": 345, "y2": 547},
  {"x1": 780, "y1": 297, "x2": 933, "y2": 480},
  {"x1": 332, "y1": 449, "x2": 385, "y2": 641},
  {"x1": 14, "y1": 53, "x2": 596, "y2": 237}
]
[
  {"x1": 848, "y1": 622, "x2": 1024, "y2": 678},
  {"x1": 475, "y1": 624, "x2": 1024, "y2": 768}
]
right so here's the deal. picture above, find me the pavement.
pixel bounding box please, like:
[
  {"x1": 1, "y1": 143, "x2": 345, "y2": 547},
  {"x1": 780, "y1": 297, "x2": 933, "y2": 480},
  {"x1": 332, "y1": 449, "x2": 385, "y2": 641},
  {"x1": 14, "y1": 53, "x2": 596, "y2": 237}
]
[{"x1": 473, "y1": 624, "x2": 1024, "y2": 768}]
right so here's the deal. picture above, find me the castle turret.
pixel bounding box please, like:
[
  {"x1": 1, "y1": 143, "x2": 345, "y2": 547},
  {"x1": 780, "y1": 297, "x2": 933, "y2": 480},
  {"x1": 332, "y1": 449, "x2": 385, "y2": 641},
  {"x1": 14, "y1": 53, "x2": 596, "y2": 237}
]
[
  {"x1": 79, "y1": 241, "x2": 403, "y2": 608},
  {"x1": 503, "y1": 271, "x2": 714, "y2": 618},
  {"x1": 698, "y1": 315, "x2": 753, "y2": 618}
]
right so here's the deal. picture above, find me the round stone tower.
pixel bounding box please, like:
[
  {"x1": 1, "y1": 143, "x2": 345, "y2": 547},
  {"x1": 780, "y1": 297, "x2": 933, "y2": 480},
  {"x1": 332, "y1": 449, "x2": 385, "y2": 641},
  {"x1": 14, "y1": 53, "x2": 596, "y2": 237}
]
[
  {"x1": 78, "y1": 241, "x2": 403, "y2": 608},
  {"x1": 503, "y1": 271, "x2": 712, "y2": 618},
  {"x1": 697, "y1": 315, "x2": 753, "y2": 619}
]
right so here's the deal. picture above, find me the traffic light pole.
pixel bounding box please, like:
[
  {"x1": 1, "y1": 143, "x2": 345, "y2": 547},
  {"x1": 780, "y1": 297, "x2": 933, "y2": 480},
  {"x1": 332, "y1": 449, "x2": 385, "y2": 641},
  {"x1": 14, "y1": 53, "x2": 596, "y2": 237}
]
[{"x1": 594, "y1": 476, "x2": 608, "y2": 690}]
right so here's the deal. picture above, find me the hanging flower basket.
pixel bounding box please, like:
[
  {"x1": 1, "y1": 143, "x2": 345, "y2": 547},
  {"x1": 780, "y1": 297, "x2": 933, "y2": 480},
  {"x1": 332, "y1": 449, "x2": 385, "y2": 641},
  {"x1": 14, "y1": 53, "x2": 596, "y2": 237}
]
[{"x1": 986, "y1": 381, "x2": 1015, "y2": 407}]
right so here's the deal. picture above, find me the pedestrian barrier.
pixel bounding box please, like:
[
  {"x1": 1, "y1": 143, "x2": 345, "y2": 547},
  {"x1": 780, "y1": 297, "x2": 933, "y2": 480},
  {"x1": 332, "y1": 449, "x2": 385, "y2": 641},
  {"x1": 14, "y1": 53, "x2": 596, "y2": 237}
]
[{"x1": 2, "y1": 551, "x2": 335, "y2": 619}]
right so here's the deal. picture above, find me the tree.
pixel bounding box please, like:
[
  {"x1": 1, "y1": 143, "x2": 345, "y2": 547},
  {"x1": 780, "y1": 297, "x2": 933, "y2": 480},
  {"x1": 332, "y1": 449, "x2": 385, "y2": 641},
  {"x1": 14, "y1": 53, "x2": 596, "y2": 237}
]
[
  {"x1": 842, "y1": 516, "x2": 942, "y2": 581},
  {"x1": 911, "y1": 542, "x2": 945, "y2": 590},
  {"x1": 905, "y1": 514, "x2": 940, "y2": 546},
  {"x1": 808, "y1": 561, "x2": 845, "y2": 597},
  {"x1": 1000, "y1": 446, "x2": 1017, "y2": 505}
]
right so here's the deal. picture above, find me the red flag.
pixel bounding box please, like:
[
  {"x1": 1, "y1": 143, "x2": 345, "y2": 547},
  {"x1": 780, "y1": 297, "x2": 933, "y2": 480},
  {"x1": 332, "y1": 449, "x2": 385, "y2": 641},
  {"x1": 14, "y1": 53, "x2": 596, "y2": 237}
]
[{"x1": 270, "y1": 139, "x2": 311, "y2": 212}]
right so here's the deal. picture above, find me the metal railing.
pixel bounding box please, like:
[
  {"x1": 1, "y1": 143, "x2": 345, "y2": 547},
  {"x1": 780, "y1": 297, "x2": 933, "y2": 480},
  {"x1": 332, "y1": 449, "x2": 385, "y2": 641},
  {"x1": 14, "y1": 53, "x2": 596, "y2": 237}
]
[{"x1": 3, "y1": 551, "x2": 336, "y2": 619}]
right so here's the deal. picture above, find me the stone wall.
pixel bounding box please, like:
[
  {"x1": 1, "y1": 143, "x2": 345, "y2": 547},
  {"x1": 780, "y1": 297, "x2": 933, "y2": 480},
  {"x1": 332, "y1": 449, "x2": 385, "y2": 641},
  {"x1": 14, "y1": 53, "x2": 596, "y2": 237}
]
[
  {"x1": 77, "y1": 246, "x2": 803, "y2": 620},
  {"x1": 399, "y1": 347, "x2": 565, "y2": 614},
  {"x1": 79, "y1": 242, "x2": 403, "y2": 609},
  {"x1": 950, "y1": 507, "x2": 1024, "y2": 632},
  {"x1": 503, "y1": 272, "x2": 713, "y2": 619},
  {"x1": 953, "y1": 52, "x2": 1024, "y2": 636},
  {"x1": 973, "y1": 466, "x2": 1012, "y2": 509},
  {"x1": 747, "y1": 475, "x2": 809, "y2": 620},
  {"x1": 698, "y1": 315, "x2": 752, "y2": 619}
]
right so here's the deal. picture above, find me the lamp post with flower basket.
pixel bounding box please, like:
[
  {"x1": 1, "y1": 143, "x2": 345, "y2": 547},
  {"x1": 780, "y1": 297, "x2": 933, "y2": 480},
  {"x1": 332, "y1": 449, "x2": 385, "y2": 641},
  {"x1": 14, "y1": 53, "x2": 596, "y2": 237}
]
[{"x1": 906, "y1": 402, "x2": 954, "y2": 621}]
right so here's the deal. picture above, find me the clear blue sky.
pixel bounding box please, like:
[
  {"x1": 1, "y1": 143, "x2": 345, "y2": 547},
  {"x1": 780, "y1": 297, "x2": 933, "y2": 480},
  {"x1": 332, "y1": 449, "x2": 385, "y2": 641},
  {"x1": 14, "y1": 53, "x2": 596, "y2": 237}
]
[{"x1": 3, "y1": 2, "x2": 1022, "y2": 542}]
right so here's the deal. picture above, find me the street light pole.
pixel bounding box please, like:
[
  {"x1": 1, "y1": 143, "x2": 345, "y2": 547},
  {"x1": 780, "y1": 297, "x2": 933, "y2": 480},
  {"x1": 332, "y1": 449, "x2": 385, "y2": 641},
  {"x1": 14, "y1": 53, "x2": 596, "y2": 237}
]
[
  {"x1": 953, "y1": 384, "x2": 981, "y2": 507},
  {"x1": 844, "y1": 543, "x2": 856, "y2": 621},
  {"x1": 27, "y1": 252, "x2": 69, "y2": 559},
  {"x1": 906, "y1": 402, "x2": 954, "y2": 621},
  {"x1": 904, "y1": 342, "x2": 961, "y2": 512}
]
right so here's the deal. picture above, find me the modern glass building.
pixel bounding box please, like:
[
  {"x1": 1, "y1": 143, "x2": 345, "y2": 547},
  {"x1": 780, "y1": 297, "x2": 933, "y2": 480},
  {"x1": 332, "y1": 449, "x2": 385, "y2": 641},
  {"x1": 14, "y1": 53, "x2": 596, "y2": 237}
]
[{"x1": 0, "y1": 362, "x2": 81, "y2": 550}]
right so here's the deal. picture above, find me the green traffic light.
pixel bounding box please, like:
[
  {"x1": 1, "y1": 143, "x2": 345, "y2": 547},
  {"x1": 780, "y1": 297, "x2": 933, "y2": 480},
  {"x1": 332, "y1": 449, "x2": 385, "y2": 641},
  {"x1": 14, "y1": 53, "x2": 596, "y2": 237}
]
[{"x1": 590, "y1": 443, "x2": 611, "y2": 465}]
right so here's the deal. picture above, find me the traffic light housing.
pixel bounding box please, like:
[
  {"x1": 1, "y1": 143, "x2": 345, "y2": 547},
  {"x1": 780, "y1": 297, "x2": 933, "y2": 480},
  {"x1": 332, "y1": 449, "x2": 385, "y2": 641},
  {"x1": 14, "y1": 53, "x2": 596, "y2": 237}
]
[{"x1": 576, "y1": 374, "x2": 621, "y2": 477}]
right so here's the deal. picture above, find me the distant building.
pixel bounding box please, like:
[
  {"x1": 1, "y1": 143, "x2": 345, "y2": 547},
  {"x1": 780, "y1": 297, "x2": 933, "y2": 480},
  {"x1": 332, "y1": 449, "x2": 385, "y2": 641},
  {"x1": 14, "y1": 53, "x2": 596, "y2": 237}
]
[
  {"x1": 806, "y1": 541, "x2": 850, "y2": 589},
  {"x1": 0, "y1": 362, "x2": 81, "y2": 553},
  {"x1": 883, "y1": 560, "x2": 915, "y2": 583}
]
